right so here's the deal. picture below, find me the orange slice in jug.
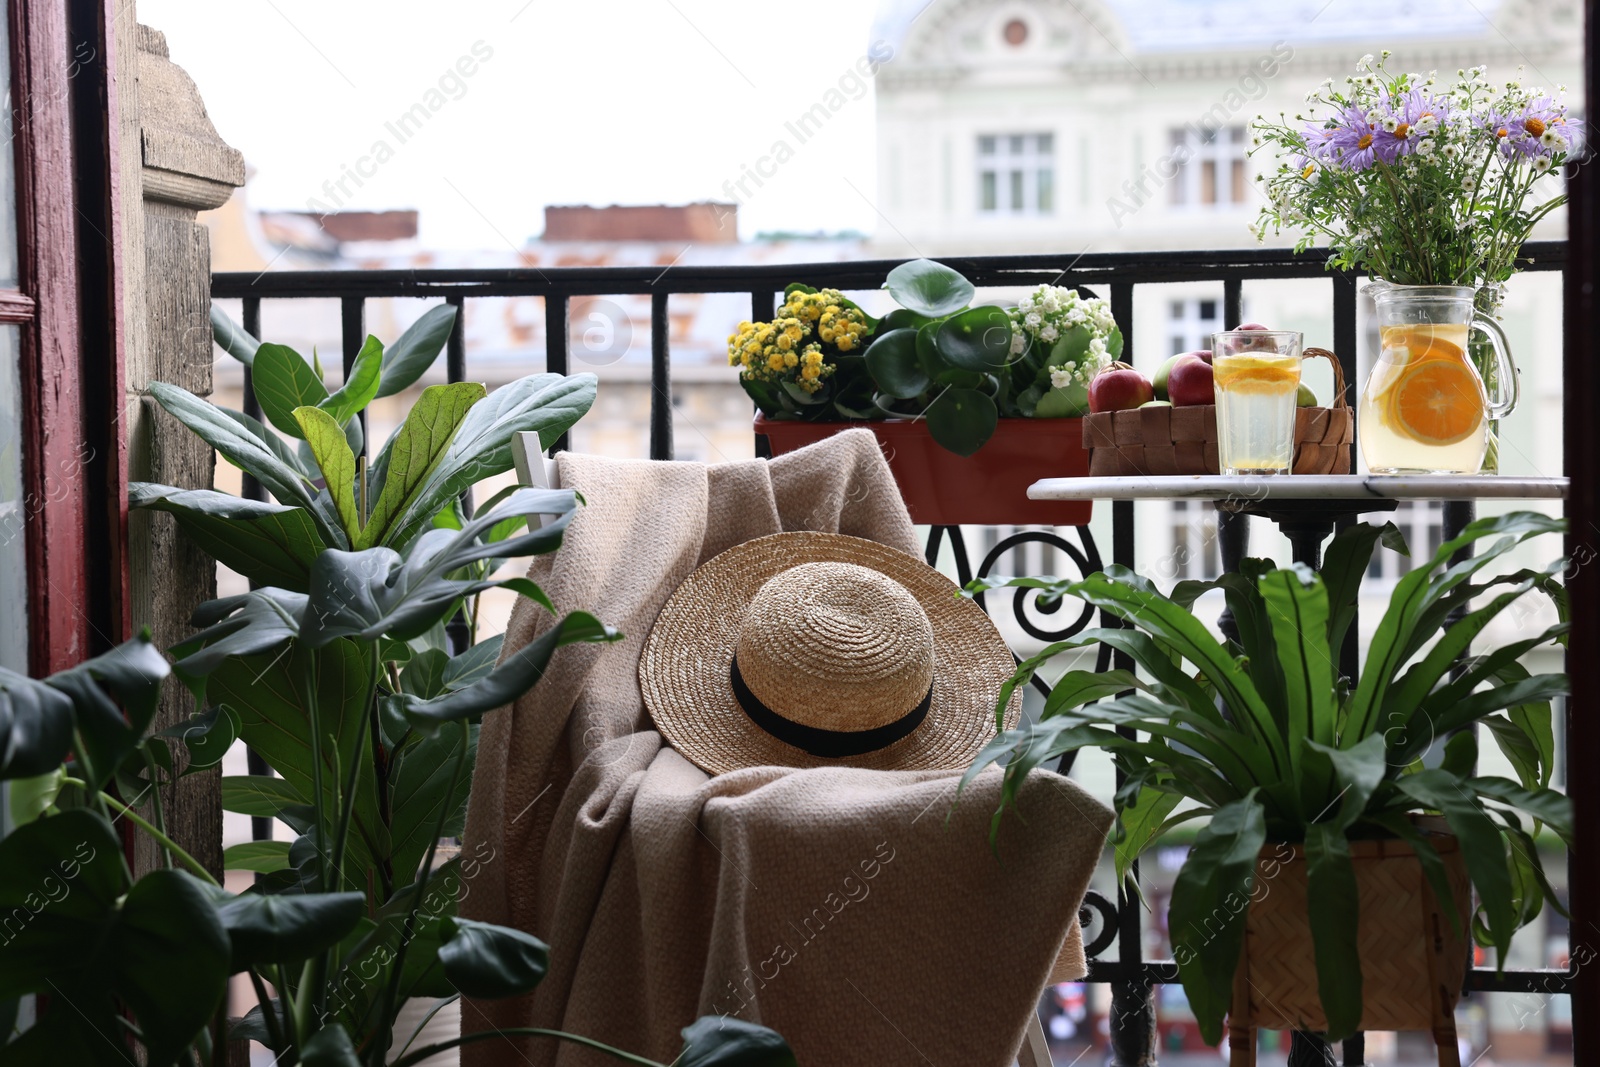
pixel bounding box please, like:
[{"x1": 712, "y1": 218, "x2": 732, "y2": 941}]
[{"x1": 1388, "y1": 358, "x2": 1482, "y2": 445}]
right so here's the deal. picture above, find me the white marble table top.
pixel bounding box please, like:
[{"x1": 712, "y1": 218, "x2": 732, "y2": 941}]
[{"x1": 1027, "y1": 474, "x2": 1569, "y2": 502}]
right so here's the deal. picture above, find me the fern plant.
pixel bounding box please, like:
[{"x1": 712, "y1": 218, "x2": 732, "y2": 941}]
[{"x1": 963, "y1": 512, "x2": 1571, "y2": 1043}]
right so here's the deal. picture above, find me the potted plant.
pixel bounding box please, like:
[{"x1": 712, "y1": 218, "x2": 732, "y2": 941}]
[
  {"x1": 0, "y1": 497, "x2": 795, "y2": 1066},
  {"x1": 963, "y1": 513, "x2": 1570, "y2": 1056},
  {"x1": 1252, "y1": 57, "x2": 1573, "y2": 472},
  {"x1": 734, "y1": 261, "x2": 1119, "y2": 526}
]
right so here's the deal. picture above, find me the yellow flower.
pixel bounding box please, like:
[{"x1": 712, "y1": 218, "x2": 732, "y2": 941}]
[
  {"x1": 836, "y1": 335, "x2": 855, "y2": 352},
  {"x1": 784, "y1": 352, "x2": 799, "y2": 368},
  {"x1": 801, "y1": 364, "x2": 820, "y2": 381},
  {"x1": 777, "y1": 334, "x2": 793, "y2": 351},
  {"x1": 803, "y1": 349, "x2": 823, "y2": 366}
]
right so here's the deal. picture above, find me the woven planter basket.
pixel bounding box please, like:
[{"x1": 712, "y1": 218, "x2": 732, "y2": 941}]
[
  {"x1": 1084, "y1": 348, "x2": 1353, "y2": 476},
  {"x1": 1227, "y1": 821, "x2": 1472, "y2": 1067}
]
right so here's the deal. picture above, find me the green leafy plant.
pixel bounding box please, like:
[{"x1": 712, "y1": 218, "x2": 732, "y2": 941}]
[
  {"x1": 962, "y1": 512, "x2": 1571, "y2": 1044},
  {"x1": 0, "y1": 489, "x2": 795, "y2": 1066},
  {"x1": 132, "y1": 305, "x2": 597, "y2": 598}
]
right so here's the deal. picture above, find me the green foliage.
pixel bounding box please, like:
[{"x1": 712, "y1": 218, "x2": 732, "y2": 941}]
[
  {"x1": 4, "y1": 308, "x2": 793, "y2": 1060},
  {"x1": 964, "y1": 512, "x2": 1569, "y2": 1044}
]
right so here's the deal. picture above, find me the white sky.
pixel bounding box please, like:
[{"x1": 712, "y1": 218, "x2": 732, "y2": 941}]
[{"x1": 140, "y1": 0, "x2": 897, "y2": 247}]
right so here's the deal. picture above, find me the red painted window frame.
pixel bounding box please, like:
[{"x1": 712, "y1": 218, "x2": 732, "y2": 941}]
[{"x1": 11, "y1": 1, "x2": 127, "y2": 676}]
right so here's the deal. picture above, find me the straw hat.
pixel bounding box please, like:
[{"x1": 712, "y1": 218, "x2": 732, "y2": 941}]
[{"x1": 640, "y1": 532, "x2": 1021, "y2": 776}]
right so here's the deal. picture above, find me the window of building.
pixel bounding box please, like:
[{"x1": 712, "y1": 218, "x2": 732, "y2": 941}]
[
  {"x1": 1168, "y1": 501, "x2": 1220, "y2": 581},
  {"x1": 1168, "y1": 126, "x2": 1249, "y2": 208},
  {"x1": 1366, "y1": 501, "x2": 1446, "y2": 581},
  {"x1": 979, "y1": 134, "x2": 1054, "y2": 215},
  {"x1": 1168, "y1": 297, "x2": 1221, "y2": 356}
]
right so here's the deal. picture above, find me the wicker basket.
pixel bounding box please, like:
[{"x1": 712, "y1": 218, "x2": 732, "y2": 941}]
[
  {"x1": 1083, "y1": 348, "x2": 1353, "y2": 475},
  {"x1": 1228, "y1": 822, "x2": 1472, "y2": 1067}
]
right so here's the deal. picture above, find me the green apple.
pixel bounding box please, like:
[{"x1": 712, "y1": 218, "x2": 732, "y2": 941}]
[
  {"x1": 1139, "y1": 400, "x2": 1172, "y2": 408},
  {"x1": 1296, "y1": 383, "x2": 1317, "y2": 407},
  {"x1": 1153, "y1": 351, "x2": 1211, "y2": 401}
]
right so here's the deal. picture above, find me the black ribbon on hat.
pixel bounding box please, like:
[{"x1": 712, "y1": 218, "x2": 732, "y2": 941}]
[{"x1": 729, "y1": 655, "x2": 932, "y2": 758}]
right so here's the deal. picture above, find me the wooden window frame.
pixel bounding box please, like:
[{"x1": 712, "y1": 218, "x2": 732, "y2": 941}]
[{"x1": 11, "y1": 0, "x2": 127, "y2": 676}]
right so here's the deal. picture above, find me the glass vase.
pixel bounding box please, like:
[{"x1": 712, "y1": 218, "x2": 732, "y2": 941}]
[{"x1": 1357, "y1": 282, "x2": 1517, "y2": 475}]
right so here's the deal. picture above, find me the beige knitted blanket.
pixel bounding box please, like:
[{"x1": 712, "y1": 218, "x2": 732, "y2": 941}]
[{"x1": 459, "y1": 429, "x2": 1112, "y2": 1066}]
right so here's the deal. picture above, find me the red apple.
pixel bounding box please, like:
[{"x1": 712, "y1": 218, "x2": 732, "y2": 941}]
[
  {"x1": 1167, "y1": 355, "x2": 1215, "y2": 406},
  {"x1": 1088, "y1": 362, "x2": 1155, "y2": 413},
  {"x1": 1236, "y1": 322, "x2": 1270, "y2": 330}
]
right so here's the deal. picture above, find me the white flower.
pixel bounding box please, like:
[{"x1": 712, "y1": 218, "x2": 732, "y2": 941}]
[
  {"x1": 1533, "y1": 156, "x2": 1553, "y2": 173},
  {"x1": 1039, "y1": 324, "x2": 1060, "y2": 343},
  {"x1": 1088, "y1": 336, "x2": 1109, "y2": 361},
  {"x1": 1049, "y1": 367, "x2": 1074, "y2": 390},
  {"x1": 1461, "y1": 175, "x2": 1477, "y2": 193},
  {"x1": 1009, "y1": 331, "x2": 1027, "y2": 356},
  {"x1": 1357, "y1": 53, "x2": 1374, "y2": 70},
  {"x1": 1542, "y1": 130, "x2": 1568, "y2": 149},
  {"x1": 1382, "y1": 116, "x2": 1399, "y2": 132},
  {"x1": 1024, "y1": 312, "x2": 1042, "y2": 328},
  {"x1": 1442, "y1": 143, "x2": 1461, "y2": 159},
  {"x1": 1417, "y1": 115, "x2": 1439, "y2": 135},
  {"x1": 1361, "y1": 74, "x2": 1378, "y2": 88}
]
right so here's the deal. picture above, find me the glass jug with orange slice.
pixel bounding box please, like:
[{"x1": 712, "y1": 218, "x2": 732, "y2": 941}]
[{"x1": 1358, "y1": 283, "x2": 1518, "y2": 475}]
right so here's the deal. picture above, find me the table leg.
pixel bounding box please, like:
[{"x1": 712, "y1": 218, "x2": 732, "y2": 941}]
[
  {"x1": 1216, "y1": 510, "x2": 1250, "y2": 644},
  {"x1": 1279, "y1": 517, "x2": 1335, "y2": 570}
]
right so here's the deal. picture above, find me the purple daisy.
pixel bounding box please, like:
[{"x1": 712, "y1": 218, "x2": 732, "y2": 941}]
[
  {"x1": 1488, "y1": 95, "x2": 1572, "y2": 159},
  {"x1": 1390, "y1": 88, "x2": 1452, "y2": 148},
  {"x1": 1319, "y1": 106, "x2": 1384, "y2": 170}
]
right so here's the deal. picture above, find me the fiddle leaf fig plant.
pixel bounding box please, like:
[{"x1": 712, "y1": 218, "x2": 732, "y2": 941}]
[
  {"x1": 0, "y1": 488, "x2": 796, "y2": 1066},
  {"x1": 132, "y1": 304, "x2": 597, "y2": 593},
  {"x1": 963, "y1": 512, "x2": 1571, "y2": 1045}
]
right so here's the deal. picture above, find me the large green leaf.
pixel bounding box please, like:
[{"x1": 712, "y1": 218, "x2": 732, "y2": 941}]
[
  {"x1": 1168, "y1": 793, "x2": 1266, "y2": 1046},
  {"x1": 301, "y1": 1023, "x2": 362, "y2": 1067},
  {"x1": 382, "y1": 373, "x2": 596, "y2": 550},
  {"x1": 389, "y1": 723, "x2": 477, "y2": 883},
  {"x1": 45, "y1": 636, "x2": 172, "y2": 790},
  {"x1": 923, "y1": 385, "x2": 997, "y2": 456},
  {"x1": 394, "y1": 612, "x2": 619, "y2": 732},
  {"x1": 1346, "y1": 512, "x2": 1564, "y2": 745},
  {"x1": 221, "y1": 773, "x2": 307, "y2": 818},
  {"x1": 302, "y1": 489, "x2": 576, "y2": 646},
  {"x1": 376, "y1": 303, "x2": 458, "y2": 399},
  {"x1": 320, "y1": 334, "x2": 384, "y2": 426},
  {"x1": 295, "y1": 405, "x2": 361, "y2": 543},
  {"x1": 1302, "y1": 734, "x2": 1385, "y2": 831},
  {"x1": 1395, "y1": 769, "x2": 1515, "y2": 966},
  {"x1": 1470, "y1": 776, "x2": 1573, "y2": 846},
  {"x1": 222, "y1": 840, "x2": 292, "y2": 873},
  {"x1": 1113, "y1": 785, "x2": 1182, "y2": 883},
  {"x1": 0, "y1": 667, "x2": 75, "y2": 781},
  {"x1": 361, "y1": 382, "x2": 486, "y2": 548},
  {"x1": 217, "y1": 890, "x2": 365, "y2": 970},
  {"x1": 677, "y1": 1016, "x2": 798, "y2": 1067},
  {"x1": 1322, "y1": 521, "x2": 1407, "y2": 653},
  {"x1": 130, "y1": 483, "x2": 323, "y2": 590},
  {"x1": 221, "y1": 406, "x2": 312, "y2": 479},
  {"x1": 934, "y1": 305, "x2": 1011, "y2": 372},
  {"x1": 111, "y1": 869, "x2": 231, "y2": 1066},
  {"x1": 1304, "y1": 824, "x2": 1362, "y2": 1040},
  {"x1": 170, "y1": 588, "x2": 307, "y2": 681},
  {"x1": 884, "y1": 259, "x2": 974, "y2": 318},
  {"x1": 862, "y1": 327, "x2": 927, "y2": 399},
  {"x1": 209, "y1": 639, "x2": 383, "y2": 891},
  {"x1": 437, "y1": 917, "x2": 550, "y2": 998},
  {"x1": 211, "y1": 303, "x2": 260, "y2": 367},
  {"x1": 1041, "y1": 669, "x2": 1144, "y2": 718},
  {"x1": 0, "y1": 810, "x2": 128, "y2": 998},
  {"x1": 1258, "y1": 566, "x2": 1333, "y2": 780},
  {"x1": 148, "y1": 381, "x2": 345, "y2": 547},
  {"x1": 253, "y1": 343, "x2": 330, "y2": 439}
]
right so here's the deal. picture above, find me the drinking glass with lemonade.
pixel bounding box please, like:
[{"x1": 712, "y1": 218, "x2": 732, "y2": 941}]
[{"x1": 1211, "y1": 330, "x2": 1303, "y2": 475}]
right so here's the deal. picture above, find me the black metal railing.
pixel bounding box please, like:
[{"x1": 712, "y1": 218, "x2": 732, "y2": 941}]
[{"x1": 213, "y1": 240, "x2": 1571, "y2": 1066}]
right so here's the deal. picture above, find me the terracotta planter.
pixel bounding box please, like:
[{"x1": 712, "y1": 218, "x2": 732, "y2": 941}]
[
  {"x1": 754, "y1": 415, "x2": 1091, "y2": 527},
  {"x1": 1228, "y1": 823, "x2": 1472, "y2": 1067}
]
